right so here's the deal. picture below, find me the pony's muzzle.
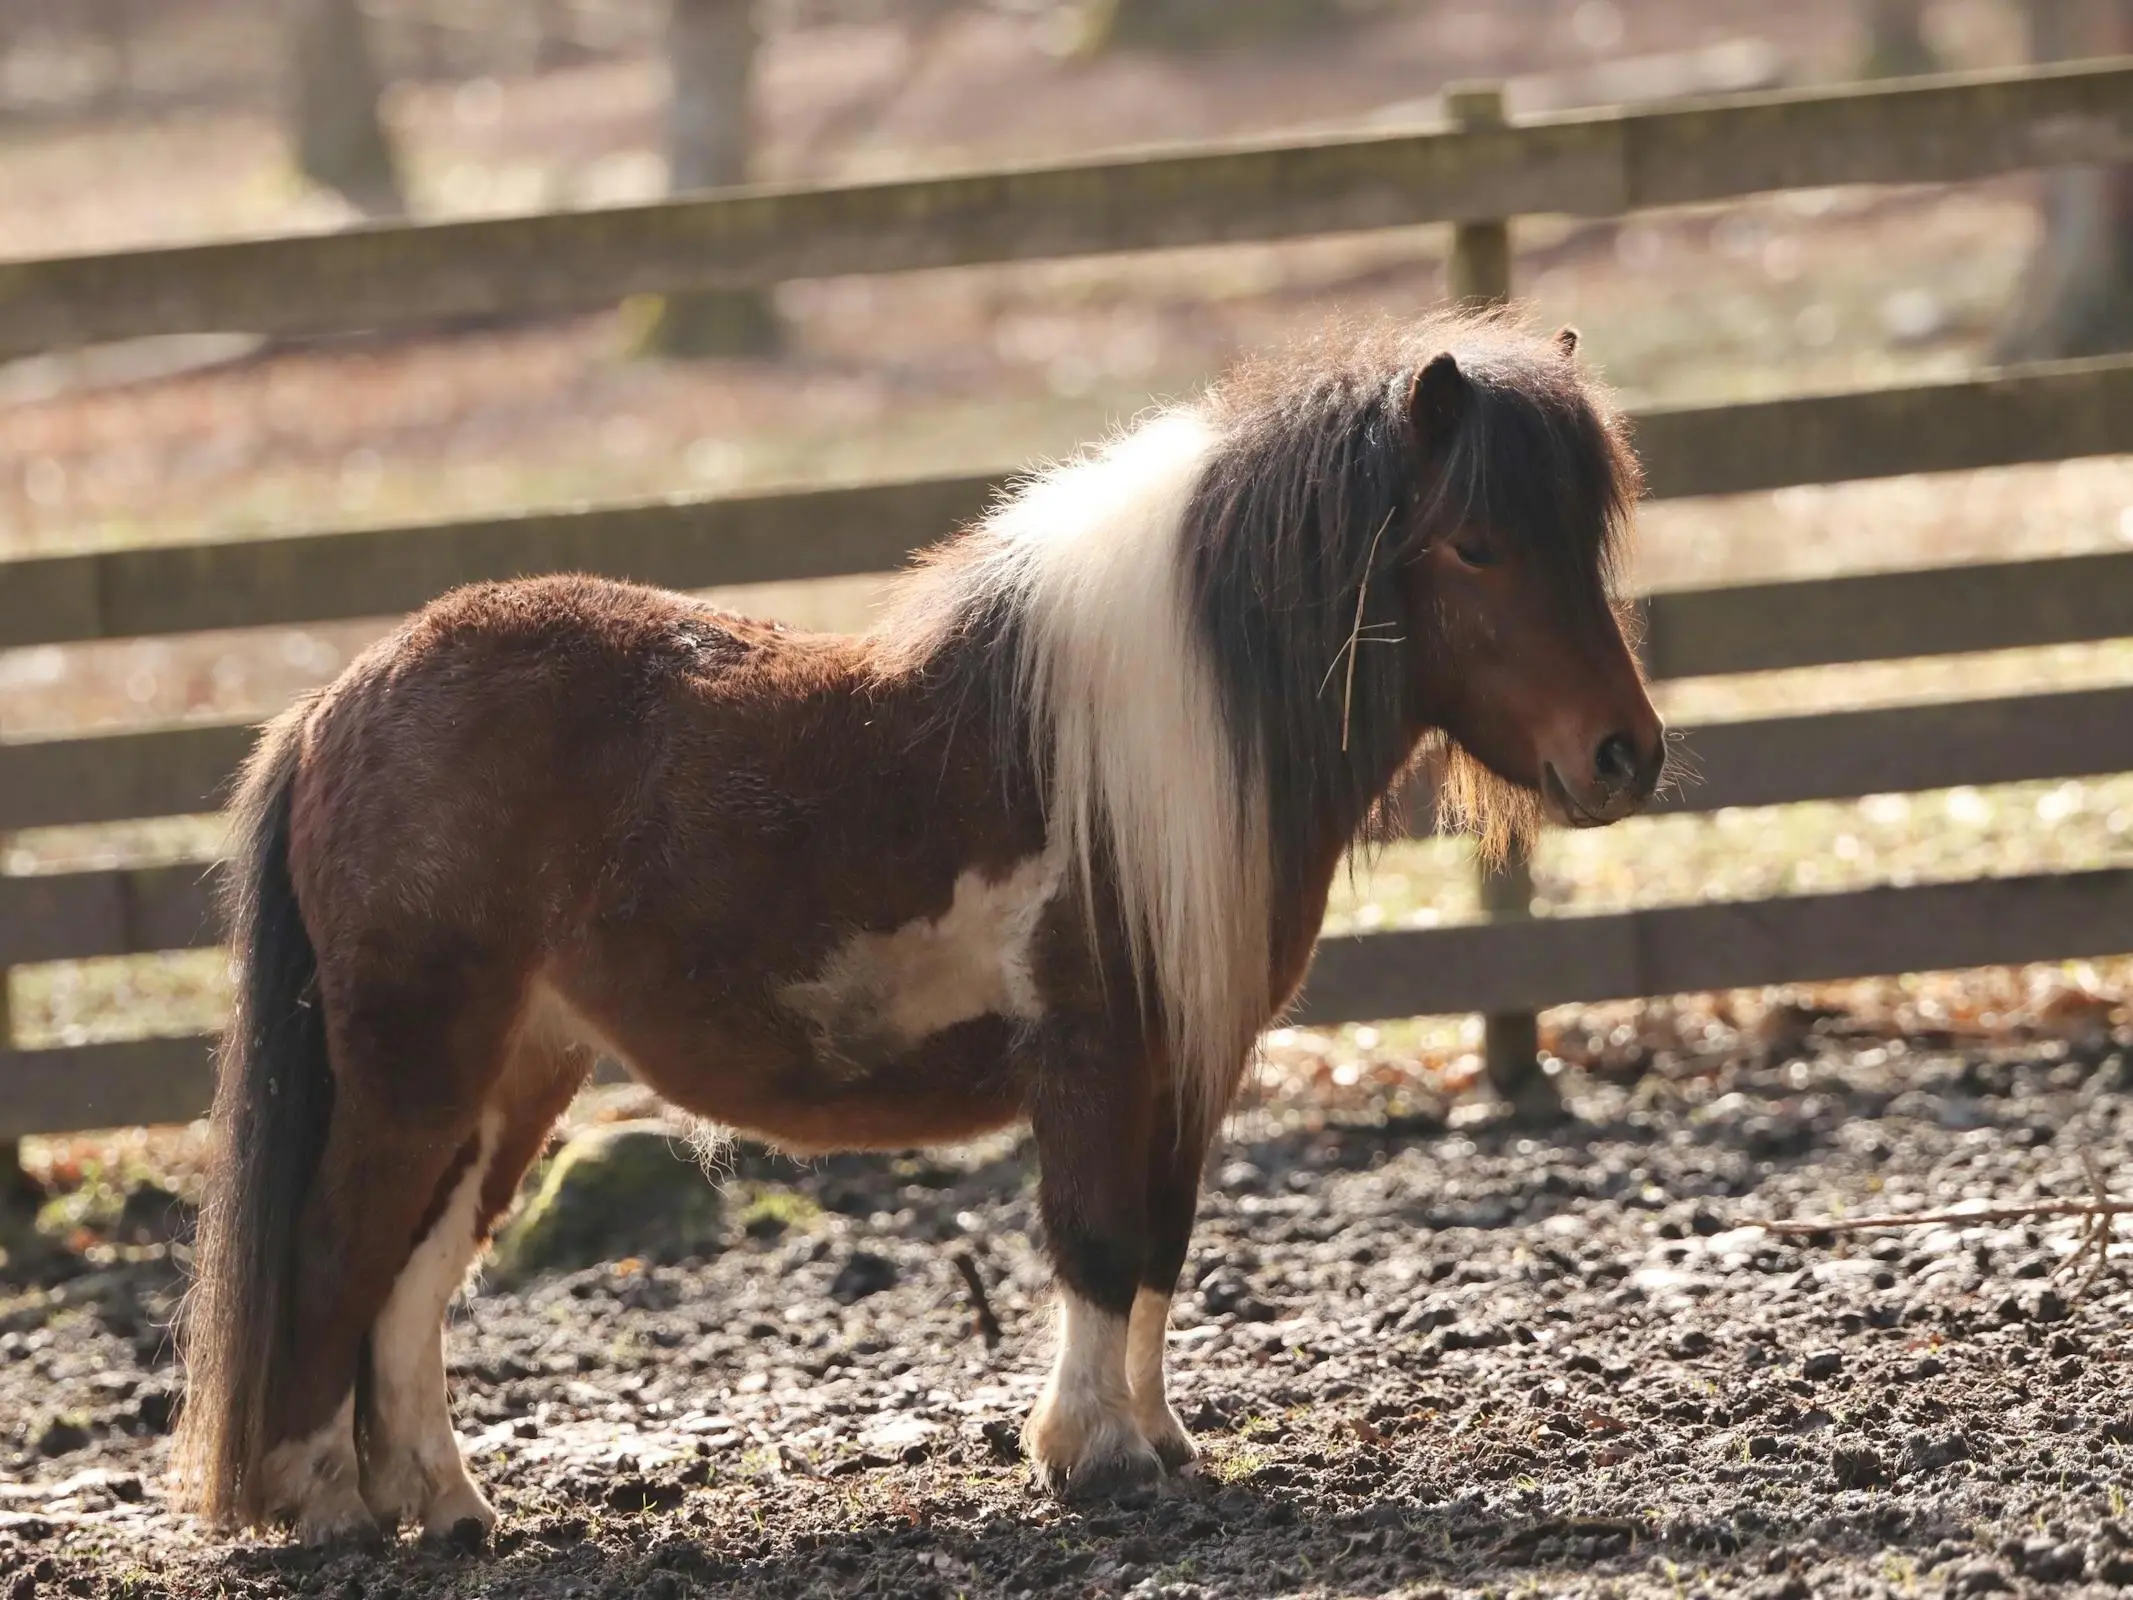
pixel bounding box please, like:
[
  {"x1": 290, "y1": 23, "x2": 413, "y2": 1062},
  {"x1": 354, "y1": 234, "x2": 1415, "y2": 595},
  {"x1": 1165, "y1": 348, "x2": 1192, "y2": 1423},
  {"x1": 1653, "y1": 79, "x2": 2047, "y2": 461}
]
[{"x1": 1543, "y1": 724, "x2": 1664, "y2": 827}]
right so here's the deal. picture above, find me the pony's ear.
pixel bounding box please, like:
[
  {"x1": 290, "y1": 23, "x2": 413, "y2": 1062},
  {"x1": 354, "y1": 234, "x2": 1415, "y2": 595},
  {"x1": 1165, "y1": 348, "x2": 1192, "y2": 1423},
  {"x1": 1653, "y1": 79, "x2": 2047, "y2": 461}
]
[
  {"x1": 1407, "y1": 352, "x2": 1468, "y2": 440},
  {"x1": 1553, "y1": 325, "x2": 1580, "y2": 361}
]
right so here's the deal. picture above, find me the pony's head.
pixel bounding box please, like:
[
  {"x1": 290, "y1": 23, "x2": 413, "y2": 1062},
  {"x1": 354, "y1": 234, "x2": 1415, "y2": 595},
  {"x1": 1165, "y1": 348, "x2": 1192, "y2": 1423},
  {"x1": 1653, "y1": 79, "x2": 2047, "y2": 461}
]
[
  {"x1": 1395, "y1": 323, "x2": 1664, "y2": 851},
  {"x1": 1190, "y1": 312, "x2": 1663, "y2": 881}
]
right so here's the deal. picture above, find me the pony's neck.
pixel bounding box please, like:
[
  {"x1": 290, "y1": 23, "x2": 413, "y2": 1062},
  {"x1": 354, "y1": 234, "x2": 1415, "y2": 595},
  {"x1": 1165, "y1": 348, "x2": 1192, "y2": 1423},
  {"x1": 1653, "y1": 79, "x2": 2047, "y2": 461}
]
[{"x1": 1263, "y1": 709, "x2": 1435, "y2": 991}]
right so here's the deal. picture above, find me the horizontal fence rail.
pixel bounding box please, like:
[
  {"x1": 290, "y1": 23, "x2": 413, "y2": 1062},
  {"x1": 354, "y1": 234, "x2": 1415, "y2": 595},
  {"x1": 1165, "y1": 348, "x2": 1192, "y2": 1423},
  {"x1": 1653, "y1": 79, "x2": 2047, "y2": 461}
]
[
  {"x1": 1293, "y1": 868, "x2": 2133, "y2": 1025},
  {"x1": 7, "y1": 353, "x2": 2133, "y2": 655},
  {"x1": 7, "y1": 866, "x2": 2127, "y2": 1139},
  {"x1": 8, "y1": 683, "x2": 2131, "y2": 968},
  {"x1": 8, "y1": 658, "x2": 2133, "y2": 901},
  {"x1": 2, "y1": 58, "x2": 2132, "y2": 357}
]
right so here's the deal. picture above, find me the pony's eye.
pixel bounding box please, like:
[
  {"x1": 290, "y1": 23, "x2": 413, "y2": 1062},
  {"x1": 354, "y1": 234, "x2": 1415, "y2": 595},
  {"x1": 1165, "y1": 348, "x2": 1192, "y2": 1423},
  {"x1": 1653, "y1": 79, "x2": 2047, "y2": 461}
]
[{"x1": 1449, "y1": 538, "x2": 1496, "y2": 569}]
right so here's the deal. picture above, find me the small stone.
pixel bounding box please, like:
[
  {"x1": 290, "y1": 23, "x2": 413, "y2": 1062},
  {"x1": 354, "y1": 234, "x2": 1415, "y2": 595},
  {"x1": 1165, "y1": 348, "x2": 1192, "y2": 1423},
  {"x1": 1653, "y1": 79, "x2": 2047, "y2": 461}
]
[
  {"x1": 829, "y1": 1250, "x2": 898, "y2": 1305},
  {"x1": 1830, "y1": 1440, "x2": 1886, "y2": 1489},
  {"x1": 2019, "y1": 1540, "x2": 2085, "y2": 1582},
  {"x1": 979, "y1": 1419, "x2": 1023, "y2": 1463},
  {"x1": 1801, "y1": 1349, "x2": 1842, "y2": 1380},
  {"x1": 34, "y1": 1416, "x2": 91, "y2": 1457},
  {"x1": 1900, "y1": 1428, "x2": 1970, "y2": 1475},
  {"x1": 2029, "y1": 1287, "x2": 2069, "y2": 1323},
  {"x1": 1951, "y1": 1560, "x2": 2011, "y2": 1594},
  {"x1": 132, "y1": 1387, "x2": 175, "y2": 1433}
]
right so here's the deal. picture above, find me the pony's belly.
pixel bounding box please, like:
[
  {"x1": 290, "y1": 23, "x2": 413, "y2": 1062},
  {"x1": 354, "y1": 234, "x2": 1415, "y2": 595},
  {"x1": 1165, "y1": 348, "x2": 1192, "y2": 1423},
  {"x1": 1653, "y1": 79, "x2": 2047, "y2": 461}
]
[
  {"x1": 624, "y1": 1014, "x2": 1033, "y2": 1157},
  {"x1": 530, "y1": 845, "x2": 1067, "y2": 1155},
  {"x1": 532, "y1": 937, "x2": 1042, "y2": 1159}
]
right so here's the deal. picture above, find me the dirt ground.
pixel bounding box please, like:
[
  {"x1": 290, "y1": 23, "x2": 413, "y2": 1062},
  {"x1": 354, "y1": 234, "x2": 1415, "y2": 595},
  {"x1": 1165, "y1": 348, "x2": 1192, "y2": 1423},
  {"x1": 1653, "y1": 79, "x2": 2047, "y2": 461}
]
[
  {"x1": 4, "y1": 1022, "x2": 2131, "y2": 1600},
  {"x1": 5, "y1": 6, "x2": 2133, "y2": 1595}
]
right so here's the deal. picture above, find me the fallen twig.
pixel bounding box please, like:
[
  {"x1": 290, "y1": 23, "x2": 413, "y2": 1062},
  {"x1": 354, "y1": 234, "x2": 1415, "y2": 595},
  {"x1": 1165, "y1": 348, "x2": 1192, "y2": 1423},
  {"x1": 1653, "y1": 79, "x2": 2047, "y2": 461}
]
[
  {"x1": 2050, "y1": 1154, "x2": 2119, "y2": 1300},
  {"x1": 1757, "y1": 1198, "x2": 2133, "y2": 1235},
  {"x1": 1757, "y1": 1170, "x2": 2129, "y2": 1302},
  {"x1": 951, "y1": 1249, "x2": 1002, "y2": 1348}
]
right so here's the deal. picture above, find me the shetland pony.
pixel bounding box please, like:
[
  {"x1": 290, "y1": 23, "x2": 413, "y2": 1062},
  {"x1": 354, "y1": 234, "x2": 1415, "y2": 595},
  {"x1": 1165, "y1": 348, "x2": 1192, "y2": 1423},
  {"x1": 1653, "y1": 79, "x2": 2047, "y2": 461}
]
[{"x1": 173, "y1": 313, "x2": 1664, "y2": 1543}]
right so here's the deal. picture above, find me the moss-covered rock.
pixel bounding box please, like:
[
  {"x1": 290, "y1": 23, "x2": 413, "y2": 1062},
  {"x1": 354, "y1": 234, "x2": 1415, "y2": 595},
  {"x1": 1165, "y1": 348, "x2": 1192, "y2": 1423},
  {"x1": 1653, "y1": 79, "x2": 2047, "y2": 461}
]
[{"x1": 490, "y1": 1121, "x2": 722, "y2": 1283}]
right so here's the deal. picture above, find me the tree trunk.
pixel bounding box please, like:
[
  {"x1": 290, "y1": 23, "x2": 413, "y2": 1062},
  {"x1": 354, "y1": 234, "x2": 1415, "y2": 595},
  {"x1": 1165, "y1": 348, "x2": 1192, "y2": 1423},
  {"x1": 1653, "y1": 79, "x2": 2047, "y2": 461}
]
[
  {"x1": 1861, "y1": 0, "x2": 1937, "y2": 77},
  {"x1": 286, "y1": 0, "x2": 405, "y2": 218},
  {"x1": 636, "y1": 0, "x2": 780, "y2": 359},
  {"x1": 90, "y1": 0, "x2": 132, "y2": 108},
  {"x1": 1992, "y1": 0, "x2": 2133, "y2": 362}
]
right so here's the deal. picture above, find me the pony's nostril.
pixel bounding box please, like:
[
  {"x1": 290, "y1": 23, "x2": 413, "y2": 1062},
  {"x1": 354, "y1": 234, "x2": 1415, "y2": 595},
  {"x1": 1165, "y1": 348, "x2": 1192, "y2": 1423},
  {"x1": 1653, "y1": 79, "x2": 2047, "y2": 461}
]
[{"x1": 1594, "y1": 733, "x2": 1637, "y2": 791}]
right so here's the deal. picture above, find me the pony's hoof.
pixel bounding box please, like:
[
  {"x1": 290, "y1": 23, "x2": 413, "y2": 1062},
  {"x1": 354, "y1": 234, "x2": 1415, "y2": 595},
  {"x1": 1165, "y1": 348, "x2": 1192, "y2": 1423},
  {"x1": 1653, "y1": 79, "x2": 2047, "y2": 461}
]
[
  {"x1": 295, "y1": 1496, "x2": 389, "y2": 1548},
  {"x1": 420, "y1": 1482, "x2": 498, "y2": 1545},
  {"x1": 439, "y1": 1515, "x2": 492, "y2": 1555},
  {"x1": 1146, "y1": 1423, "x2": 1199, "y2": 1476},
  {"x1": 1131, "y1": 1396, "x2": 1198, "y2": 1475},
  {"x1": 1032, "y1": 1437, "x2": 1164, "y2": 1503}
]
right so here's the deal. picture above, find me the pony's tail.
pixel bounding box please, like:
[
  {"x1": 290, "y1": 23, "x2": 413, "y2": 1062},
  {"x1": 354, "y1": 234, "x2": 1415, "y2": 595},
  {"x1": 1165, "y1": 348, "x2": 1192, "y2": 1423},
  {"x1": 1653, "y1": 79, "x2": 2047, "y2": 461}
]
[{"x1": 172, "y1": 699, "x2": 332, "y2": 1526}]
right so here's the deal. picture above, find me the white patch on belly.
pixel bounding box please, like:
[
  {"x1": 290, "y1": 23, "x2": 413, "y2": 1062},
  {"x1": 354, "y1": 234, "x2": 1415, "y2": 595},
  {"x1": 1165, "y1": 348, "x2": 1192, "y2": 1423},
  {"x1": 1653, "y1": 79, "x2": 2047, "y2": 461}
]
[{"x1": 782, "y1": 849, "x2": 1063, "y2": 1064}]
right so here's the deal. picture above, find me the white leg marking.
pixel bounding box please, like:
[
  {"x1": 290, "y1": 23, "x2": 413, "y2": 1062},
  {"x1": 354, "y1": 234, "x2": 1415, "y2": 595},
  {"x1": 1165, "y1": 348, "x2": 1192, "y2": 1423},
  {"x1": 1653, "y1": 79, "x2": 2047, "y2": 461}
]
[
  {"x1": 1023, "y1": 1292, "x2": 1160, "y2": 1498},
  {"x1": 360, "y1": 1113, "x2": 500, "y2": 1536},
  {"x1": 260, "y1": 1392, "x2": 372, "y2": 1544},
  {"x1": 1126, "y1": 1288, "x2": 1196, "y2": 1471}
]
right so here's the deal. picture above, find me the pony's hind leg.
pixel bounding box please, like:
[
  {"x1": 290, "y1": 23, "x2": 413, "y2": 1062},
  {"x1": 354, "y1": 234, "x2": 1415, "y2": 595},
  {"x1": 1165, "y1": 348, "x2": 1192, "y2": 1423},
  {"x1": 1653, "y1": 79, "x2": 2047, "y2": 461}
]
[
  {"x1": 359, "y1": 1028, "x2": 588, "y2": 1538},
  {"x1": 1023, "y1": 1024, "x2": 1162, "y2": 1499},
  {"x1": 258, "y1": 966, "x2": 523, "y2": 1542},
  {"x1": 260, "y1": 1081, "x2": 492, "y2": 1543},
  {"x1": 355, "y1": 1113, "x2": 501, "y2": 1537}
]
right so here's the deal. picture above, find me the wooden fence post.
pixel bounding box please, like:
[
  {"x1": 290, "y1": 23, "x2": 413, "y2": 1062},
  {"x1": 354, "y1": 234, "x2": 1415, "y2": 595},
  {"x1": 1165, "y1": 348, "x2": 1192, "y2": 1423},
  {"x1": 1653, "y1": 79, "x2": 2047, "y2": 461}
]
[
  {"x1": 0, "y1": 832, "x2": 29, "y2": 1216},
  {"x1": 1444, "y1": 83, "x2": 1554, "y2": 1118},
  {"x1": 1444, "y1": 84, "x2": 1510, "y2": 306}
]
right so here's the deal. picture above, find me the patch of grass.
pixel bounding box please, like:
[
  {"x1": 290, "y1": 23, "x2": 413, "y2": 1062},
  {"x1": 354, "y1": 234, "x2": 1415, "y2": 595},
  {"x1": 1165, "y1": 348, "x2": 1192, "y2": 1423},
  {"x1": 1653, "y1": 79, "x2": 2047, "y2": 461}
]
[{"x1": 1206, "y1": 1441, "x2": 1273, "y2": 1484}]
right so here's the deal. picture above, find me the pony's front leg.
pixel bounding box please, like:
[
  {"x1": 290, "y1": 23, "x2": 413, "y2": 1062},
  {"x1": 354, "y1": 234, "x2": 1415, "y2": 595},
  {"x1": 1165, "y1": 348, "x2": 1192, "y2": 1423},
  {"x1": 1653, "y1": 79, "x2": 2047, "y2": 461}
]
[
  {"x1": 1128, "y1": 1091, "x2": 1218, "y2": 1473},
  {"x1": 1024, "y1": 1024, "x2": 1163, "y2": 1500}
]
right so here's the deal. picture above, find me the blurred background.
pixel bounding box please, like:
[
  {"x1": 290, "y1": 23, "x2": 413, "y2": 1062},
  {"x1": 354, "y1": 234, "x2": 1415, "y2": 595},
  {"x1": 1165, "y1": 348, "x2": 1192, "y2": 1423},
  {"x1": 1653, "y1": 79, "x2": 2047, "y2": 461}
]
[{"x1": 2, "y1": 0, "x2": 2132, "y2": 1136}]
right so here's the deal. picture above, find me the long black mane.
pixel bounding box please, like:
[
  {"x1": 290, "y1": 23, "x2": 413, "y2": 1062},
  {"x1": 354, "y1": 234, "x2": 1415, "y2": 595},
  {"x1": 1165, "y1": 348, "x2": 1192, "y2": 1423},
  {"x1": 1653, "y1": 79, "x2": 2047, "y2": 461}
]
[{"x1": 1183, "y1": 311, "x2": 1642, "y2": 913}]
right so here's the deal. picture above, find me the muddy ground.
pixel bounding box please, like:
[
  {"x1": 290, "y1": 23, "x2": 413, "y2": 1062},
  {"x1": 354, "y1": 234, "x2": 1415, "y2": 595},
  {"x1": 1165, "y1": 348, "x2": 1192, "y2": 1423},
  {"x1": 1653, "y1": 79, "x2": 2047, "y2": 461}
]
[{"x1": 4, "y1": 1029, "x2": 2133, "y2": 1599}]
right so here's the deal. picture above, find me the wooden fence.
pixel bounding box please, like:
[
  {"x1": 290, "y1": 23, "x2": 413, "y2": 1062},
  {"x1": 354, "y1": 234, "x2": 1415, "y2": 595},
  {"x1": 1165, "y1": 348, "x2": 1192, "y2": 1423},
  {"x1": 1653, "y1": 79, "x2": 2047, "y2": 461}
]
[
  {"x1": 5, "y1": 59, "x2": 2133, "y2": 1138},
  {"x1": 5, "y1": 56, "x2": 2133, "y2": 357}
]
